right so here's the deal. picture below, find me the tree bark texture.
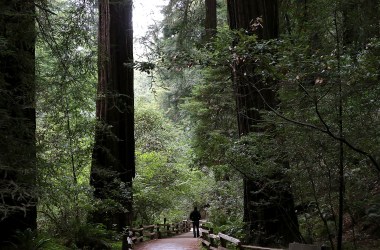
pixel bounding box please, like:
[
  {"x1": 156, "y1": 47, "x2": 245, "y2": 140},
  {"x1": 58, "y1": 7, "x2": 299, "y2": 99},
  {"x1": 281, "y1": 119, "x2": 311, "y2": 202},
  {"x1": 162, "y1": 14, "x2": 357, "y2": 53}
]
[
  {"x1": 228, "y1": 0, "x2": 278, "y2": 135},
  {"x1": 204, "y1": 0, "x2": 217, "y2": 41},
  {"x1": 227, "y1": 0, "x2": 300, "y2": 245},
  {"x1": 0, "y1": 0, "x2": 37, "y2": 244},
  {"x1": 227, "y1": 0, "x2": 278, "y2": 39},
  {"x1": 91, "y1": 0, "x2": 134, "y2": 231}
]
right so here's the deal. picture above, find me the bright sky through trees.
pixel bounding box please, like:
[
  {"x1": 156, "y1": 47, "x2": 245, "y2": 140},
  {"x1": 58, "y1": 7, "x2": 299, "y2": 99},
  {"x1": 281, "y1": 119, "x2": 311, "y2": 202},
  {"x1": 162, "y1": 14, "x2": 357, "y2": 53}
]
[{"x1": 133, "y1": 0, "x2": 167, "y2": 58}]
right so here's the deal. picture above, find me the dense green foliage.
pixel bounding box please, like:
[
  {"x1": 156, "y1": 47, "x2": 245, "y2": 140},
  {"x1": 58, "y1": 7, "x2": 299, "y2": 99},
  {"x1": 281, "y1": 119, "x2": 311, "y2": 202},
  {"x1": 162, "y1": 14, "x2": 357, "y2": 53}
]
[
  {"x1": 33, "y1": 0, "x2": 214, "y2": 247},
  {"x1": 1, "y1": 0, "x2": 379, "y2": 248},
  {"x1": 134, "y1": 98, "x2": 205, "y2": 224},
  {"x1": 35, "y1": 0, "x2": 110, "y2": 248},
  {"x1": 142, "y1": 0, "x2": 380, "y2": 248}
]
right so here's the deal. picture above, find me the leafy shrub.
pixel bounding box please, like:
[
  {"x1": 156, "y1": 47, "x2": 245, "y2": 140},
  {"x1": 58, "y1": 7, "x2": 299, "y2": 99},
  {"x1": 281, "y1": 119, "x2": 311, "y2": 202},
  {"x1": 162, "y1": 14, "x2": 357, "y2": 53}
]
[
  {"x1": 4, "y1": 228, "x2": 50, "y2": 250},
  {"x1": 64, "y1": 223, "x2": 113, "y2": 249}
]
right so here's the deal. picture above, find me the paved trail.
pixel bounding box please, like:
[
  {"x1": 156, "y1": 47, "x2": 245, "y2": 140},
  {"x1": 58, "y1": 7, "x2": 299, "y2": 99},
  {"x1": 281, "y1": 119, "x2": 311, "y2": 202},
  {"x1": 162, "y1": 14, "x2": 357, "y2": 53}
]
[{"x1": 133, "y1": 231, "x2": 200, "y2": 250}]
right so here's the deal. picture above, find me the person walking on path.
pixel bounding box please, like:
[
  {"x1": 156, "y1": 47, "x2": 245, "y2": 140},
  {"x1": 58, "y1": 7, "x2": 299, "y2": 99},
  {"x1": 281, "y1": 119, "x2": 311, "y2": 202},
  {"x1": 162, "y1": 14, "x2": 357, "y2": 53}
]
[{"x1": 189, "y1": 207, "x2": 201, "y2": 238}]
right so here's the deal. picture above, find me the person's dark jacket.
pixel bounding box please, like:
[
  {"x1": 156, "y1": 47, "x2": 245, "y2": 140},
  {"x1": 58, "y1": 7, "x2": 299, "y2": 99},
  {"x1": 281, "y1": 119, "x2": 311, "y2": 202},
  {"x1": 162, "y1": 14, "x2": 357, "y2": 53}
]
[{"x1": 190, "y1": 209, "x2": 201, "y2": 222}]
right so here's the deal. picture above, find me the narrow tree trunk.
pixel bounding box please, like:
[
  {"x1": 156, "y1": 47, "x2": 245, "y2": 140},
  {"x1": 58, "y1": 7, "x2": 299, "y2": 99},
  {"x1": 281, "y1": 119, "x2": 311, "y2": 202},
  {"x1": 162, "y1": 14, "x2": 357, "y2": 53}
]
[
  {"x1": 0, "y1": 0, "x2": 37, "y2": 244},
  {"x1": 334, "y1": 9, "x2": 344, "y2": 250},
  {"x1": 204, "y1": 0, "x2": 217, "y2": 41}
]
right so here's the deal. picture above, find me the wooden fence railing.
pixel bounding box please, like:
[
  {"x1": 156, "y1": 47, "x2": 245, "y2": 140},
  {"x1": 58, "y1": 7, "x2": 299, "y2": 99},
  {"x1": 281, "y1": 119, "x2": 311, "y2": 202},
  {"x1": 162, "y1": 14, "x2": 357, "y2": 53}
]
[
  {"x1": 122, "y1": 220, "x2": 329, "y2": 250},
  {"x1": 200, "y1": 225, "x2": 330, "y2": 250},
  {"x1": 123, "y1": 219, "x2": 192, "y2": 249},
  {"x1": 200, "y1": 225, "x2": 283, "y2": 250}
]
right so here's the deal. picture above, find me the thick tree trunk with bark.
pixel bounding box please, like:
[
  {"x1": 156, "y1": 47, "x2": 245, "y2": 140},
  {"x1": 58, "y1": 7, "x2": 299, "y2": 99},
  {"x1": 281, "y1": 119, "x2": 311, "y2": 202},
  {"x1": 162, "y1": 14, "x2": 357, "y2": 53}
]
[
  {"x1": 227, "y1": 0, "x2": 300, "y2": 245},
  {"x1": 227, "y1": 0, "x2": 278, "y2": 39},
  {"x1": 0, "y1": 0, "x2": 37, "y2": 244},
  {"x1": 91, "y1": 0, "x2": 134, "y2": 231}
]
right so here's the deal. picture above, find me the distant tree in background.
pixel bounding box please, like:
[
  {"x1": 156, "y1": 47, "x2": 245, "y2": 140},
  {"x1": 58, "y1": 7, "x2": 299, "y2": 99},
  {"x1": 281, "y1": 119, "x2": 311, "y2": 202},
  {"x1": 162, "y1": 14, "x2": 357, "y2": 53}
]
[{"x1": 204, "y1": 0, "x2": 217, "y2": 40}]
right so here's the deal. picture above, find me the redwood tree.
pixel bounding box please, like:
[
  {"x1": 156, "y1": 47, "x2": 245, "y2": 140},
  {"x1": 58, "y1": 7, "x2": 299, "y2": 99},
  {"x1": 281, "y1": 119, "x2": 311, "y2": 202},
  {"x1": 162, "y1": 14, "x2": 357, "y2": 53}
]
[
  {"x1": 227, "y1": 0, "x2": 300, "y2": 245},
  {"x1": 0, "y1": 0, "x2": 37, "y2": 244},
  {"x1": 90, "y1": 0, "x2": 135, "y2": 231}
]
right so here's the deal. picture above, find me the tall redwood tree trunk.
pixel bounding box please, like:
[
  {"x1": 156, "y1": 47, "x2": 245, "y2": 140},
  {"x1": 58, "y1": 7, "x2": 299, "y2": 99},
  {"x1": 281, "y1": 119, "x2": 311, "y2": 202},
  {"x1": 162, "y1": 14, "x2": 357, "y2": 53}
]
[
  {"x1": 0, "y1": 0, "x2": 37, "y2": 244},
  {"x1": 91, "y1": 0, "x2": 134, "y2": 231},
  {"x1": 227, "y1": 0, "x2": 300, "y2": 245}
]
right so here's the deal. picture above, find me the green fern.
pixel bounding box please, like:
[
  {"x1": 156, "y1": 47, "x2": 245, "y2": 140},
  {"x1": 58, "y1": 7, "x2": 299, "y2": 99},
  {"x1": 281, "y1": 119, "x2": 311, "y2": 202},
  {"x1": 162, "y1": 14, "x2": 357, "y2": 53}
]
[{"x1": 9, "y1": 228, "x2": 51, "y2": 250}]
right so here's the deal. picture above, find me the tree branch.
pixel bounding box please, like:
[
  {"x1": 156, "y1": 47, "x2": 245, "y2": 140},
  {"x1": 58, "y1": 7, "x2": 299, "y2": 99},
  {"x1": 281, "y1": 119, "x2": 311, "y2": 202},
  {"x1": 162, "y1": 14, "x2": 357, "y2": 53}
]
[
  {"x1": 250, "y1": 81, "x2": 380, "y2": 172},
  {"x1": 35, "y1": 3, "x2": 56, "y2": 16}
]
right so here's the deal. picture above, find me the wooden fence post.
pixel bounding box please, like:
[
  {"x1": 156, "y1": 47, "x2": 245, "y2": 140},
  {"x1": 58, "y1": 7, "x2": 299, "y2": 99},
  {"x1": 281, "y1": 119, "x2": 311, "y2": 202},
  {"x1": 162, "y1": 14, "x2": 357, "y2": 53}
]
[
  {"x1": 156, "y1": 223, "x2": 161, "y2": 239},
  {"x1": 220, "y1": 237, "x2": 227, "y2": 248},
  {"x1": 209, "y1": 228, "x2": 216, "y2": 248}
]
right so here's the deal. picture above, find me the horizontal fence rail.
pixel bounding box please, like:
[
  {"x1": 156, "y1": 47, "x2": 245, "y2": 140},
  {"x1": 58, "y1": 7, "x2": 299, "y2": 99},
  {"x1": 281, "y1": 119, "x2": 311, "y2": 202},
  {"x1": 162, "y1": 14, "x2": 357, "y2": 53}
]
[
  {"x1": 200, "y1": 225, "x2": 284, "y2": 250},
  {"x1": 200, "y1": 225, "x2": 329, "y2": 250},
  {"x1": 123, "y1": 219, "x2": 192, "y2": 249},
  {"x1": 122, "y1": 220, "x2": 329, "y2": 250}
]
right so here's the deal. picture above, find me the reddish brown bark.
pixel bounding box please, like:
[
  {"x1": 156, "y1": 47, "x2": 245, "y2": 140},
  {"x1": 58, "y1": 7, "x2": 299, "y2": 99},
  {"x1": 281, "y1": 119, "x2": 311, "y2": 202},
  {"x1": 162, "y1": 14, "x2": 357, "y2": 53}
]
[{"x1": 91, "y1": 0, "x2": 134, "y2": 231}]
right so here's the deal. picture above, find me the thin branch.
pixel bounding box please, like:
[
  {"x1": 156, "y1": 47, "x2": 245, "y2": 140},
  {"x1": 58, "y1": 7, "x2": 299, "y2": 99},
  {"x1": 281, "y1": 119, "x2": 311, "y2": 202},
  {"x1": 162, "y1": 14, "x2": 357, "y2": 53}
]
[
  {"x1": 249, "y1": 80, "x2": 380, "y2": 172},
  {"x1": 35, "y1": 3, "x2": 56, "y2": 16}
]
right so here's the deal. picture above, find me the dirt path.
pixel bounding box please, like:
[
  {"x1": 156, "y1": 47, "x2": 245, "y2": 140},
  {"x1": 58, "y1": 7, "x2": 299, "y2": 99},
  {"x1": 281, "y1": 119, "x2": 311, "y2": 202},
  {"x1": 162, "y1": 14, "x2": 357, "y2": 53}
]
[{"x1": 133, "y1": 231, "x2": 201, "y2": 250}]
